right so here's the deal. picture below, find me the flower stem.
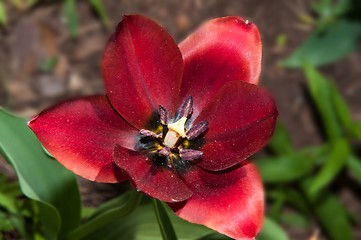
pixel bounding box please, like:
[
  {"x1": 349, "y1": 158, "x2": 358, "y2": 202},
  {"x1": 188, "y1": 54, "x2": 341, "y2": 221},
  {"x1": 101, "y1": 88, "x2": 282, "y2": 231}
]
[{"x1": 152, "y1": 199, "x2": 178, "y2": 240}]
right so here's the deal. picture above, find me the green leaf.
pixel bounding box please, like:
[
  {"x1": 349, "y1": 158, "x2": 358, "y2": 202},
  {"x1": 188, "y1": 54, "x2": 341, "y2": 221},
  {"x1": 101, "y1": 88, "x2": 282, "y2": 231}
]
[
  {"x1": 89, "y1": 0, "x2": 109, "y2": 25},
  {"x1": 152, "y1": 199, "x2": 178, "y2": 240},
  {"x1": 312, "y1": 0, "x2": 333, "y2": 18},
  {"x1": 283, "y1": 20, "x2": 361, "y2": 68},
  {"x1": 280, "y1": 212, "x2": 310, "y2": 229},
  {"x1": 0, "y1": 175, "x2": 22, "y2": 197},
  {"x1": 329, "y1": 80, "x2": 353, "y2": 133},
  {"x1": 312, "y1": 0, "x2": 351, "y2": 20},
  {"x1": 257, "y1": 217, "x2": 289, "y2": 240},
  {"x1": 351, "y1": 120, "x2": 361, "y2": 139},
  {"x1": 65, "y1": 190, "x2": 142, "y2": 240},
  {"x1": 268, "y1": 122, "x2": 294, "y2": 155},
  {"x1": 308, "y1": 138, "x2": 350, "y2": 195},
  {"x1": 304, "y1": 189, "x2": 354, "y2": 240},
  {"x1": 0, "y1": 189, "x2": 28, "y2": 238},
  {"x1": 87, "y1": 191, "x2": 133, "y2": 221},
  {"x1": 0, "y1": 212, "x2": 15, "y2": 232},
  {"x1": 304, "y1": 63, "x2": 355, "y2": 140},
  {"x1": 331, "y1": 0, "x2": 352, "y2": 17},
  {"x1": 303, "y1": 63, "x2": 342, "y2": 141},
  {"x1": 267, "y1": 189, "x2": 286, "y2": 220},
  {"x1": 268, "y1": 189, "x2": 310, "y2": 216},
  {"x1": 0, "y1": 108, "x2": 81, "y2": 239},
  {"x1": 79, "y1": 200, "x2": 216, "y2": 240},
  {"x1": 0, "y1": 0, "x2": 6, "y2": 25},
  {"x1": 0, "y1": 192, "x2": 18, "y2": 214},
  {"x1": 81, "y1": 207, "x2": 95, "y2": 219},
  {"x1": 63, "y1": 0, "x2": 79, "y2": 38},
  {"x1": 347, "y1": 155, "x2": 361, "y2": 184},
  {"x1": 256, "y1": 152, "x2": 315, "y2": 183},
  {"x1": 283, "y1": 190, "x2": 310, "y2": 215}
]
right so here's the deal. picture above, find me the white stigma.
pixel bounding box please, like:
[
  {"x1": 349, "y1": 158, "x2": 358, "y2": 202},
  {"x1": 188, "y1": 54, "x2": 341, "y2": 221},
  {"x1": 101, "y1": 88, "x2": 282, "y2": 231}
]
[{"x1": 164, "y1": 117, "x2": 187, "y2": 148}]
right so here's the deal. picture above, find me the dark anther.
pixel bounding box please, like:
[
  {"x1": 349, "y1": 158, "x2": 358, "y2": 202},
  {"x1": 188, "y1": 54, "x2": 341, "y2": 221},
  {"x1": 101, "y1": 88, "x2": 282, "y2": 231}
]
[
  {"x1": 140, "y1": 129, "x2": 159, "y2": 138},
  {"x1": 159, "y1": 146, "x2": 171, "y2": 157},
  {"x1": 158, "y1": 105, "x2": 170, "y2": 125},
  {"x1": 180, "y1": 149, "x2": 203, "y2": 161},
  {"x1": 177, "y1": 96, "x2": 193, "y2": 119},
  {"x1": 186, "y1": 121, "x2": 208, "y2": 140}
]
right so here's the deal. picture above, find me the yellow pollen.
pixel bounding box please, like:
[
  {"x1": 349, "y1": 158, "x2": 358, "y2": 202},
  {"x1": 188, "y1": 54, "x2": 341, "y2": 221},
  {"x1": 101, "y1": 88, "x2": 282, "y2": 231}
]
[{"x1": 164, "y1": 117, "x2": 187, "y2": 148}]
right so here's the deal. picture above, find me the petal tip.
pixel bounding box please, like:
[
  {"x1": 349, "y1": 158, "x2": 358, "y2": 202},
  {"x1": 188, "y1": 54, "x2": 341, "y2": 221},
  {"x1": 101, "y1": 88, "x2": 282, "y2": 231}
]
[
  {"x1": 120, "y1": 14, "x2": 138, "y2": 23},
  {"x1": 215, "y1": 16, "x2": 259, "y2": 31},
  {"x1": 27, "y1": 114, "x2": 39, "y2": 128}
]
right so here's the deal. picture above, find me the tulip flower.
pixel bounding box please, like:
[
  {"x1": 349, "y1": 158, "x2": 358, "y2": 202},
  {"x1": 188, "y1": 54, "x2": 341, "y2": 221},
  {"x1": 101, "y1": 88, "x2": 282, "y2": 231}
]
[{"x1": 29, "y1": 15, "x2": 277, "y2": 239}]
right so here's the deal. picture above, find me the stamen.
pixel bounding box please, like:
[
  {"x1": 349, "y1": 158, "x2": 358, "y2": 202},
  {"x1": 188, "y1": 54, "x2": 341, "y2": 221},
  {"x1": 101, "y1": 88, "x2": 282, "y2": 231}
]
[
  {"x1": 180, "y1": 149, "x2": 203, "y2": 161},
  {"x1": 158, "y1": 105, "x2": 170, "y2": 125},
  {"x1": 186, "y1": 121, "x2": 208, "y2": 140},
  {"x1": 139, "y1": 129, "x2": 159, "y2": 138},
  {"x1": 177, "y1": 96, "x2": 193, "y2": 119},
  {"x1": 159, "y1": 146, "x2": 170, "y2": 156}
]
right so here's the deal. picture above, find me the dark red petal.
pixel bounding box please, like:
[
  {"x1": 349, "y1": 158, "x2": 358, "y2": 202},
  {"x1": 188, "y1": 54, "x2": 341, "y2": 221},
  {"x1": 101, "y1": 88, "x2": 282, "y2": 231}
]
[
  {"x1": 196, "y1": 81, "x2": 277, "y2": 171},
  {"x1": 179, "y1": 16, "x2": 262, "y2": 116},
  {"x1": 170, "y1": 163, "x2": 264, "y2": 240},
  {"x1": 28, "y1": 96, "x2": 138, "y2": 183},
  {"x1": 102, "y1": 15, "x2": 183, "y2": 129},
  {"x1": 113, "y1": 145, "x2": 193, "y2": 202}
]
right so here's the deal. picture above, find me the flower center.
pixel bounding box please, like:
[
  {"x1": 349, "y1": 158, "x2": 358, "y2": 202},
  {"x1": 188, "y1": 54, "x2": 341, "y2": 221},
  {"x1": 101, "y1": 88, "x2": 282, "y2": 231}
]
[
  {"x1": 164, "y1": 117, "x2": 187, "y2": 148},
  {"x1": 137, "y1": 96, "x2": 208, "y2": 170}
]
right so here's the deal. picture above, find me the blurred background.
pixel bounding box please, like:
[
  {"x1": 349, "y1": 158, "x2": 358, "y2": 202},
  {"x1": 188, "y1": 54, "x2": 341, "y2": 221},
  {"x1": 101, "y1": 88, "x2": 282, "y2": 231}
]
[{"x1": 0, "y1": 0, "x2": 360, "y2": 239}]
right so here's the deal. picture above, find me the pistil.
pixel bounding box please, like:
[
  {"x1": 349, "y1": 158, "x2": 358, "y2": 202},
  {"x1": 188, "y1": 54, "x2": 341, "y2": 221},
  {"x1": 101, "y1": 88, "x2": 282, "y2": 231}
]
[
  {"x1": 163, "y1": 130, "x2": 179, "y2": 148},
  {"x1": 163, "y1": 116, "x2": 187, "y2": 148}
]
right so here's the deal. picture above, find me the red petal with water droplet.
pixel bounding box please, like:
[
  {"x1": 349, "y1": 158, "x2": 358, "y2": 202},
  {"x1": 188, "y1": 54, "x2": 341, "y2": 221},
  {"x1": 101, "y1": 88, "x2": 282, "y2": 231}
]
[
  {"x1": 113, "y1": 145, "x2": 193, "y2": 202},
  {"x1": 28, "y1": 96, "x2": 137, "y2": 183},
  {"x1": 195, "y1": 81, "x2": 277, "y2": 171},
  {"x1": 102, "y1": 15, "x2": 183, "y2": 129},
  {"x1": 170, "y1": 163, "x2": 264, "y2": 240},
  {"x1": 179, "y1": 16, "x2": 262, "y2": 117}
]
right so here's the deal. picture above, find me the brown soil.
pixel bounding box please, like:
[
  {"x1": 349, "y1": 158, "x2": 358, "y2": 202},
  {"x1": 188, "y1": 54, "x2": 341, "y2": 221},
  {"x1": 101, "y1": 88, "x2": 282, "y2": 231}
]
[{"x1": 1, "y1": 0, "x2": 360, "y2": 239}]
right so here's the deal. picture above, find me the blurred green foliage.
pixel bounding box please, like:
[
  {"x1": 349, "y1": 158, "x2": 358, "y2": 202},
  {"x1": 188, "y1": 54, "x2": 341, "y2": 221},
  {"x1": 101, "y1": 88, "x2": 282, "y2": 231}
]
[
  {"x1": 255, "y1": 62, "x2": 361, "y2": 239},
  {"x1": 283, "y1": 0, "x2": 361, "y2": 67},
  {"x1": 0, "y1": 0, "x2": 109, "y2": 37},
  {"x1": 0, "y1": 0, "x2": 6, "y2": 25},
  {"x1": 257, "y1": 1, "x2": 361, "y2": 236},
  {"x1": 283, "y1": 20, "x2": 361, "y2": 67}
]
